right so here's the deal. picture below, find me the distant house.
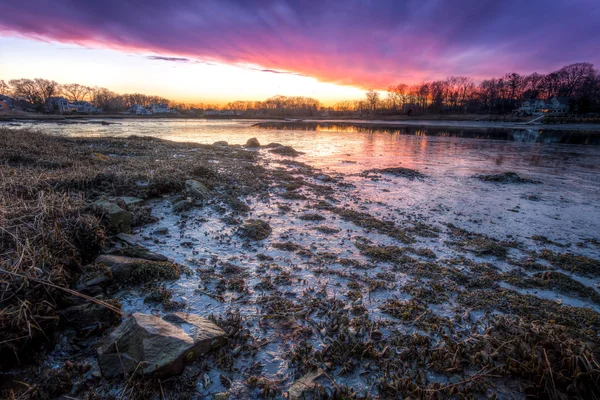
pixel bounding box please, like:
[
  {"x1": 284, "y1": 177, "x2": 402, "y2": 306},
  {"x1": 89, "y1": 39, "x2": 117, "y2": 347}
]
[
  {"x1": 45, "y1": 97, "x2": 72, "y2": 114},
  {"x1": 130, "y1": 104, "x2": 151, "y2": 115},
  {"x1": 517, "y1": 97, "x2": 569, "y2": 115},
  {"x1": 151, "y1": 104, "x2": 170, "y2": 114},
  {"x1": 204, "y1": 109, "x2": 235, "y2": 116},
  {"x1": 0, "y1": 95, "x2": 14, "y2": 112},
  {"x1": 73, "y1": 101, "x2": 100, "y2": 114},
  {"x1": 45, "y1": 97, "x2": 100, "y2": 114}
]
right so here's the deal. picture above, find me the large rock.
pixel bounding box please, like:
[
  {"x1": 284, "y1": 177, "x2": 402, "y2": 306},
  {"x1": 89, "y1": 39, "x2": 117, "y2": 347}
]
[
  {"x1": 184, "y1": 180, "x2": 210, "y2": 201},
  {"x1": 92, "y1": 200, "x2": 132, "y2": 233},
  {"x1": 245, "y1": 137, "x2": 260, "y2": 148},
  {"x1": 97, "y1": 312, "x2": 226, "y2": 378}
]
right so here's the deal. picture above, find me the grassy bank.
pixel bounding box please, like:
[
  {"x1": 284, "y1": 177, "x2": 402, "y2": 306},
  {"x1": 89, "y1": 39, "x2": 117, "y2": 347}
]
[{"x1": 0, "y1": 128, "x2": 268, "y2": 368}]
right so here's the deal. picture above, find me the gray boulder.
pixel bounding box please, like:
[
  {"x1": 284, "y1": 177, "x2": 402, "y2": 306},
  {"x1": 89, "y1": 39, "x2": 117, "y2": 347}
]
[
  {"x1": 97, "y1": 312, "x2": 226, "y2": 378},
  {"x1": 92, "y1": 200, "x2": 132, "y2": 233},
  {"x1": 184, "y1": 180, "x2": 210, "y2": 201}
]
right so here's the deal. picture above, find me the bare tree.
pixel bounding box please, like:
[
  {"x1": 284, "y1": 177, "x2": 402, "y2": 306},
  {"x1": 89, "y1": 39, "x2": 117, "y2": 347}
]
[
  {"x1": 365, "y1": 90, "x2": 380, "y2": 113},
  {"x1": 8, "y1": 78, "x2": 61, "y2": 107},
  {"x1": 62, "y1": 83, "x2": 90, "y2": 102},
  {"x1": 0, "y1": 80, "x2": 9, "y2": 95}
]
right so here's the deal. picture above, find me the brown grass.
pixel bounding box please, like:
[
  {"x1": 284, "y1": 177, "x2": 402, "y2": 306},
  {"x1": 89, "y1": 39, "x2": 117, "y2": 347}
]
[{"x1": 0, "y1": 128, "x2": 268, "y2": 366}]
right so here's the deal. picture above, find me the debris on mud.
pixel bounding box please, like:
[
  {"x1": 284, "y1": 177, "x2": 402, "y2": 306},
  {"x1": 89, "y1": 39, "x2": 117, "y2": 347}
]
[
  {"x1": 362, "y1": 166, "x2": 426, "y2": 180},
  {"x1": 237, "y1": 219, "x2": 273, "y2": 241},
  {"x1": 269, "y1": 145, "x2": 303, "y2": 157},
  {"x1": 474, "y1": 171, "x2": 541, "y2": 184}
]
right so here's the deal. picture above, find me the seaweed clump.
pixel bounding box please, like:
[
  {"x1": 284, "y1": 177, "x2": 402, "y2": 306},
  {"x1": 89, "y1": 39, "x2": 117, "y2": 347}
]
[
  {"x1": 474, "y1": 172, "x2": 540, "y2": 184},
  {"x1": 538, "y1": 249, "x2": 600, "y2": 277},
  {"x1": 238, "y1": 219, "x2": 272, "y2": 241},
  {"x1": 362, "y1": 167, "x2": 426, "y2": 180}
]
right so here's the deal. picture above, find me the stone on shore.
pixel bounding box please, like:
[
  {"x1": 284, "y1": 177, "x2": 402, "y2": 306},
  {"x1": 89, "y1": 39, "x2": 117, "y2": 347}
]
[
  {"x1": 60, "y1": 301, "x2": 121, "y2": 330},
  {"x1": 268, "y1": 145, "x2": 302, "y2": 157},
  {"x1": 92, "y1": 200, "x2": 132, "y2": 233},
  {"x1": 245, "y1": 137, "x2": 260, "y2": 148},
  {"x1": 184, "y1": 179, "x2": 210, "y2": 201},
  {"x1": 107, "y1": 246, "x2": 169, "y2": 262},
  {"x1": 94, "y1": 255, "x2": 179, "y2": 283},
  {"x1": 115, "y1": 233, "x2": 145, "y2": 247},
  {"x1": 288, "y1": 369, "x2": 325, "y2": 400},
  {"x1": 173, "y1": 199, "x2": 192, "y2": 212},
  {"x1": 212, "y1": 141, "x2": 228, "y2": 146},
  {"x1": 97, "y1": 312, "x2": 226, "y2": 378}
]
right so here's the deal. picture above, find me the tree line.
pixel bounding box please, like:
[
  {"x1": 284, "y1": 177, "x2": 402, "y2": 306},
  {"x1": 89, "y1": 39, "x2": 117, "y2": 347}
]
[
  {"x1": 0, "y1": 79, "x2": 195, "y2": 112},
  {"x1": 2, "y1": 62, "x2": 599, "y2": 115},
  {"x1": 336, "y1": 62, "x2": 600, "y2": 115}
]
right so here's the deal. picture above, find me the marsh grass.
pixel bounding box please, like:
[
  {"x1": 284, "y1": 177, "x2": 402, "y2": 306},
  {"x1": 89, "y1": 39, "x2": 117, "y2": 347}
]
[{"x1": 0, "y1": 128, "x2": 267, "y2": 366}]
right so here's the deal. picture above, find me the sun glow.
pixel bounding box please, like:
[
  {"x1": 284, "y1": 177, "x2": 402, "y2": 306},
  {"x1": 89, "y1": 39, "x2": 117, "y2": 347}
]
[{"x1": 0, "y1": 37, "x2": 367, "y2": 105}]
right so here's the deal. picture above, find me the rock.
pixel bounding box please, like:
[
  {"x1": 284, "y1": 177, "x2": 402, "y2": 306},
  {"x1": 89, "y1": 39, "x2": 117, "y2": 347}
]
[
  {"x1": 173, "y1": 199, "x2": 192, "y2": 212},
  {"x1": 60, "y1": 302, "x2": 120, "y2": 330},
  {"x1": 153, "y1": 228, "x2": 169, "y2": 235},
  {"x1": 115, "y1": 233, "x2": 145, "y2": 246},
  {"x1": 268, "y1": 145, "x2": 303, "y2": 157},
  {"x1": 288, "y1": 369, "x2": 325, "y2": 400},
  {"x1": 113, "y1": 196, "x2": 144, "y2": 206},
  {"x1": 264, "y1": 142, "x2": 283, "y2": 148},
  {"x1": 92, "y1": 200, "x2": 132, "y2": 233},
  {"x1": 212, "y1": 141, "x2": 228, "y2": 146},
  {"x1": 95, "y1": 255, "x2": 179, "y2": 283},
  {"x1": 76, "y1": 274, "x2": 112, "y2": 296},
  {"x1": 315, "y1": 174, "x2": 332, "y2": 182},
  {"x1": 245, "y1": 137, "x2": 260, "y2": 148},
  {"x1": 184, "y1": 180, "x2": 210, "y2": 201},
  {"x1": 107, "y1": 246, "x2": 169, "y2": 262},
  {"x1": 97, "y1": 312, "x2": 226, "y2": 378}
]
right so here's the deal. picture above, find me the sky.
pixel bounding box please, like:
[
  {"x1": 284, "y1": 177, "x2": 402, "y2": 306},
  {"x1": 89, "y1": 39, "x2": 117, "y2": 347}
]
[{"x1": 1, "y1": 0, "x2": 599, "y2": 105}]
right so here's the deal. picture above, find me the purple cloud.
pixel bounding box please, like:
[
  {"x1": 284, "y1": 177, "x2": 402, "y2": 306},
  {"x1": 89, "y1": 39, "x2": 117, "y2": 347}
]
[{"x1": 0, "y1": 0, "x2": 599, "y2": 87}]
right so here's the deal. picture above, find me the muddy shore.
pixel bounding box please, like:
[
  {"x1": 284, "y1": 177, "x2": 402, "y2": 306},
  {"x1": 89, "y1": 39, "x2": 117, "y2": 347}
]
[{"x1": 0, "y1": 128, "x2": 599, "y2": 399}]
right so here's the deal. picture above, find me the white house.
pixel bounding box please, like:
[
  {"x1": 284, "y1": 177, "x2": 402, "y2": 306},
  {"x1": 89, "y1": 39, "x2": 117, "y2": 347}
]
[
  {"x1": 517, "y1": 97, "x2": 569, "y2": 115},
  {"x1": 151, "y1": 104, "x2": 170, "y2": 114},
  {"x1": 130, "y1": 104, "x2": 152, "y2": 115},
  {"x1": 204, "y1": 109, "x2": 234, "y2": 116}
]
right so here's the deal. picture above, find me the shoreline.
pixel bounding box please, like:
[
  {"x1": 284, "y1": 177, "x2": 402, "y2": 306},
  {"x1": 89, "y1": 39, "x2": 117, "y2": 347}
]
[{"x1": 3, "y1": 113, "x2": 600, "y2": 133}]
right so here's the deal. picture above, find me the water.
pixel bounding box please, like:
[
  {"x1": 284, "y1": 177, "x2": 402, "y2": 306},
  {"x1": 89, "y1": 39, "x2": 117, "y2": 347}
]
[{"x1": 7, "y1": 118, "x2": 600, "y2": 246}]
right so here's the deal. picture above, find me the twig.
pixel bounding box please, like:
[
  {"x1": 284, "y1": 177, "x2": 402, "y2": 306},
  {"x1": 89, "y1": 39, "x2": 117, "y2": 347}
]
[{"x1": 0, "y1": 267, "x2": 127, "y2": 317}]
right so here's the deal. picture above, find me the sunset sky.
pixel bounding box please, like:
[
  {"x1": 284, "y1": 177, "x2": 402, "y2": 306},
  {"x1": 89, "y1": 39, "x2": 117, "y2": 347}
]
[{"x1": 1, "y1": 0, "x2": 599, "y2": 105}]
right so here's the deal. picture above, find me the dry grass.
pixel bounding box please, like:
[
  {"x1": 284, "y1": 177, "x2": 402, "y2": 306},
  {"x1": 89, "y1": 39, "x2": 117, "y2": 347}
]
[{"x1": 0, "y1": 128, "x2": 268, "y2": 366}]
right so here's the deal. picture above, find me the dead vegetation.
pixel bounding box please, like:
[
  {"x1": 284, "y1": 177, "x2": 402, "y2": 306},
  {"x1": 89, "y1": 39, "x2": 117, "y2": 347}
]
[{"x1": 0, "y1": 128, "x2": 268, "y2": 367}]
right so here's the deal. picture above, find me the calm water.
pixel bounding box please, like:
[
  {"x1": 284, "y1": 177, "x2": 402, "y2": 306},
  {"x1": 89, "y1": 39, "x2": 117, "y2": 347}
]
[{"x1": 8, "y1": 117, "x2": 598, "y2": 250}]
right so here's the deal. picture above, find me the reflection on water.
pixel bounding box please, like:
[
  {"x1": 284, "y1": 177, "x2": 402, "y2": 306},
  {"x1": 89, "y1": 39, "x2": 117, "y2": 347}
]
[{"x1": 256, "y1": 121, "x2": 600, "y2": 145}]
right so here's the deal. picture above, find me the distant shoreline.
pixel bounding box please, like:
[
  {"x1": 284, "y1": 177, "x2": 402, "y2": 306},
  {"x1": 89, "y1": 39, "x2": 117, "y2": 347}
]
[{"x1": 2, "y1": 112, "x2": 600, "y2": 132}]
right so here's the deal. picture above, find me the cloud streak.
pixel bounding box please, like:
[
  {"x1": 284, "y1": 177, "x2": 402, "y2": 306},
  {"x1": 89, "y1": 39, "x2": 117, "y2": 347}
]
[{"x1": 1, "y1": 0, "x2": 599, "y2": 88}]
